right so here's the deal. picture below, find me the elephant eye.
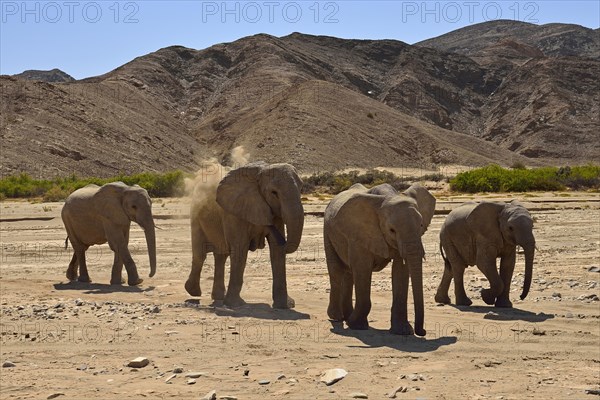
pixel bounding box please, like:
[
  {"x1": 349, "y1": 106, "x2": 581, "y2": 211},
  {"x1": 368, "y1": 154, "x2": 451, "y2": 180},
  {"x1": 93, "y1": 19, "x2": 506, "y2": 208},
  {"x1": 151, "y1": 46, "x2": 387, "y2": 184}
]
[
  {"x1": 390, "y1": 228, "x2": 396, "y2": 234},
  {"x1": 132, "y1": 205, "x2": 137, "y2": 210},
  {"x1": 271, "y1": 190, "x2": 278, "y2": 198},
  {"x1": 509, "y1": 226, "x2": 513, "y2": 231}
]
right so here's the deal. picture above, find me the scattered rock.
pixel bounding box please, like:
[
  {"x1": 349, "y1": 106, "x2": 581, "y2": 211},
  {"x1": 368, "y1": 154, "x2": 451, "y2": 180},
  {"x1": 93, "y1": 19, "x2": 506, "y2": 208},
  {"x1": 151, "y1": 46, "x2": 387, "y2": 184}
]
[
  {"x1": 273, "y1": 389, "x2": 290, "y2": 396},
  {"x1": 172, "y1": 366, "x2": 184, "y2": 373},
  {"x1": 2, "y1": 361, "x2": 16, "y2": 368},
  {"x1": 350, "y1": 392, "x2": 368, "y2": 398},
  {"x1": 74, "y1": 298, "x2": 84, "y2": 306},
  {"x1": 47, "y1": 394, "x2": 65, "y2": 400},
  {"x1": 532, "y1": 327, "x2": 546, "y2": 336},
  {"x1": 587, "y1": 266, "x2": 600, "y2": 273},
  {"x1": 258, "y1": 379, "x2": 270, "y2": 385},
  {"x1": 151, "y1": 305, "x2": 160, "y2": 313},
  {"x1": 483, "y1": 311, "x2": 500, "y2": 320},
  {"x1": 320, "y1": 368, "x2": 347, "y2": 386},
  {"x1": 388, "y1": 386, "x2": 408, "y2": 397},
  {"x1": 186, "y1": 378, "x2": 196, "y2": 385},
  {"x1": 185, "y1": 372, "x2": 206, "y2": 378},
  {"x1": 165, "y1": 373, "x2": 177, "y2": 383},
  {"x1": 201, "y1": 390, "x2": 217, "y2": 400},
  {"x1": 551, "y1": 292, "x2": 562, "y2": 298},
  {"x1": 585, "y1": 389, "x2": 600, "y2": 395},
  {"x1": 77, "y1": 364, "x2": 88, "y2": 371},
  {"x1": 219, "y1": 396, "x2": 237, "y2": 400},
  {"x1": 243, "y1": 369, "x2": 250, "y2": 376},
  {"x1": 127, "y1": 357, "x2": 149, "y2": 368}
]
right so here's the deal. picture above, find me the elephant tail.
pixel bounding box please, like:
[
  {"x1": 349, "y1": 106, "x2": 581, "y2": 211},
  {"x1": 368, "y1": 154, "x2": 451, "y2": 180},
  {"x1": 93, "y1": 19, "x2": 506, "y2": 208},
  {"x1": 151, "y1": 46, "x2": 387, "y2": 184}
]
[
  {"x1": 64, "y1": 236, "x2": 69, "y2": 250},
  {"x1": 440, "y1": 243, "x2": 451, "y2": 272}
]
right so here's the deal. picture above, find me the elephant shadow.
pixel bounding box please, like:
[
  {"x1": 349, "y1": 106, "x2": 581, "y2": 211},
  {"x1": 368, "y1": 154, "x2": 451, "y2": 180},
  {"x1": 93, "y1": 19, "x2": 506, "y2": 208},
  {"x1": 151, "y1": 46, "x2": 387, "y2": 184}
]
[
  {"x1": 184, "y1": 299, "x2": 311, "y2": 321},
  {"x1": 328, "y1": 321, "x2": 458, "y2": 352},
  {"x1": 448, "y1": 304, "x2": 555, "y2": 322},
  {"x1": 53, "y1": 281, "x2": 154, "y2": 294}
]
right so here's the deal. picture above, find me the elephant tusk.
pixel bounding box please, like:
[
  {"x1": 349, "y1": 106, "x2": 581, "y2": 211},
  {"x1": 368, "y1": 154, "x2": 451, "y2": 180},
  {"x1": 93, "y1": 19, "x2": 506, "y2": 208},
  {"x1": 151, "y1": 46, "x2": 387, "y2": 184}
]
[{"x1": 268, "y1": 225, "x2": 286, "y2": 246}]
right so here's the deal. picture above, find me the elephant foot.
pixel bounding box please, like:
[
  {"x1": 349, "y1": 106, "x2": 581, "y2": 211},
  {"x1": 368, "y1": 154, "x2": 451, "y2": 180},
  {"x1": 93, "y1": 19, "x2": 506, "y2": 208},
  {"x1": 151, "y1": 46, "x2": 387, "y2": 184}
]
[
  {"x1": 184, "y1": 280, "x2": 202, "y2": 297},
  {"x1": 495, "y1": 297, "x2": 513, "y2": 308},
  {"x1": 390, "y1": 321, "x2": 414, "y2": 336},
  {"x1": 77, "y1": 276, "x2": 91, "y2": 283},
  {"x1": 434, "y1": 293, "x2": 451, "y2": 304},
  {"x1": 66, "y1": 271, "x2": 77, "y2": 281},
  {"x1": 273, "y1": 295, "x2": 295, "y2": 310},
  {"x1": 224, "y1": 294, "x2": 247, "y2": 308},
  {"x1": 327, "y1": 304, "x2": 344, "y2": 321},
  {"x1": 128, "y1": 277, "x2": 143, "y2": 286},
  {"x1": 481, "y1": 288, "x2": 497, "y2": 305},
  {"x1": 414, "y1": 327, "x2": 427, "y2": 337},
  {"x1": 455, "y1": 296, "x2": 473, "y2": 306},
  {"x1": 347, "y1": 316, "x2": 369, "y2": 330},
  {"x1": 110, "y1": 277, "x2": 125, "y2": 285}
]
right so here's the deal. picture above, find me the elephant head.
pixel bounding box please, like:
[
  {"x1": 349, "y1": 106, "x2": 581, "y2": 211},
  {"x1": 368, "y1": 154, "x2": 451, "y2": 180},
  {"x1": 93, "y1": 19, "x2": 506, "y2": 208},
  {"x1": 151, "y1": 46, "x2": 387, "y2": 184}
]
[
  {"x1": 216, "y1": 162, "x2": 304, "y2": 253},
  {"x1": 331, "y1": 191, "x2": 426, "y2": 336},
  {"x1": 94, "y1": 182, "x2": 157, "y2": 278},
  {"x1": 466, "y1": 201, "x2": 535, "y2": 300}
]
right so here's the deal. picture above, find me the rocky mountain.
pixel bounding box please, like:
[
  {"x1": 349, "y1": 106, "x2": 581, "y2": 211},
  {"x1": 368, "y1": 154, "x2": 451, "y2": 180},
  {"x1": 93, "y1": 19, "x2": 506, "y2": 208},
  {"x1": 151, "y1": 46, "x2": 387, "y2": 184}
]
[
  {"x1": 13, "y1": 69, "x2": 75, "y2": 83},
  {"x1": 1, "y1": 21, "x2": 597, "y2": 178}
]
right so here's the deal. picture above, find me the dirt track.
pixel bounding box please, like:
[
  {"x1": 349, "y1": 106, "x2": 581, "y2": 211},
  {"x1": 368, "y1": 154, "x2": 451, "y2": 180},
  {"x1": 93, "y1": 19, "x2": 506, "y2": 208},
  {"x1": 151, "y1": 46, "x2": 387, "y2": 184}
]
[{"x1": 1, "y1": 193, "x2": 599, "y2": 399}]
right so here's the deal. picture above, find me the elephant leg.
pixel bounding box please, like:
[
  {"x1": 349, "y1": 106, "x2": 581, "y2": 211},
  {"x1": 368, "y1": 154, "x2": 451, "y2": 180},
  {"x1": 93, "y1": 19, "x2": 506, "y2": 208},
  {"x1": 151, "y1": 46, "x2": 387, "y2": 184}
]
[
  {"x1": 477, "y1": 259, "x2": 504, "y2": 306},
  {"x1": 110, "y1": 251, "x2": 125, "y2": 285},
  {"x1": 496, "y1": 251, "x2": 516, "y2": 308},
  {"x1": 434, "y1": 261, "x2": 453, "y2": 305},
  {"x1": 325, "y1": 235, "x2": 347, "y2": 321},
  {"x1": 390, "y1": 258, "x2": 413, "y2": 335},
  {"x1": 347, "y1": 257, "x2": 372, "y2": 330},
  {"x1": 224, "y1": 242, "x2": 249, "y2": 308},
  {"x1": 185, "y1": 224, "x2": 208, "y2": 297},
  {"x1": 341, "y1": 270, "x2": 354, "y2": 321},
  {"x1": 106, "y1": 227, "x2": 141, "y2": 286},
  {"x1": 211, "y1": 253, "x2": 227, "y2": 301},
  {"x1": 76, "y1": 247, "x2": 91, "y2": 283},
  {"x1": 267, "y1": 227, "x2": 294, "y2": 309},
  {"x1": 66, "y1": 253, "x2": 78, "y2": 281},
  {"x1": 450, "y1": 258, "x2": 471, "y2": 306}
]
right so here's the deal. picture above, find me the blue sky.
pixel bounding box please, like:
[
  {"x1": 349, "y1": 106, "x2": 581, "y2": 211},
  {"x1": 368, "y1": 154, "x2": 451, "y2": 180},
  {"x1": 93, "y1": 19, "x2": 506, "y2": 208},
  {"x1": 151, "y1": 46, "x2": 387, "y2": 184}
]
[{"x1": 1, "y1": 1, "x2": 599, "y2": 79}]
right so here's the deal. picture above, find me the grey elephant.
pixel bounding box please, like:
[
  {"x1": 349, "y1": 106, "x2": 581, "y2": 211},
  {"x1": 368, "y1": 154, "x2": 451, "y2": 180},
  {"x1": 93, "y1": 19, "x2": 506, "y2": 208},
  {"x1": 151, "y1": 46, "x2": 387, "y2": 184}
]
[
  {"x1": 435, "y1": 200, "x2": 535, "y2": 308},
  {"x1": 61, "y1": 182, "x2": 157, "y2": 285},
  {"x1": 184, "y1": 161, "x2": 304, "y2": 309},
  {"x1": 324, "y1": 183, "x2": 436, "y2": 336}
]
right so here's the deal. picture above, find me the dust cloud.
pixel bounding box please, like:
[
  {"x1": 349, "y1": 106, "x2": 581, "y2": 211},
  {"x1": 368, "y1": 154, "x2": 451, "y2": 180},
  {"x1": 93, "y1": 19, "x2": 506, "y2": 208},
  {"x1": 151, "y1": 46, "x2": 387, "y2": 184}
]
[{"x1": 185, "y1": 146, "x2": 250, "y2": 211}]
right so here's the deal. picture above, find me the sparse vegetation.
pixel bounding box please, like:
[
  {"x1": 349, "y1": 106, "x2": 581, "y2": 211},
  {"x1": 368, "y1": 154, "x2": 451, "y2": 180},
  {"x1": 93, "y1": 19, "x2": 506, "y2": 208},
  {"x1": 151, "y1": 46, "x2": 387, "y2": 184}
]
[
  {"x1": 450, "y1": 164, "x2": 600, "y2": 193},
  {"x1": 0, "y1": 171, "x2": 187, "y2": 201}
]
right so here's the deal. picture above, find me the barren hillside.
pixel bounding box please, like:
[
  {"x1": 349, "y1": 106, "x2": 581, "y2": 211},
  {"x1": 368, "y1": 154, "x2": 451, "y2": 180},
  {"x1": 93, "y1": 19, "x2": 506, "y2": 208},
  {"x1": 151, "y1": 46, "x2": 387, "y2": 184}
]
[{"x1": 2, "y1": 22, "x2": 598, "y2": 178}]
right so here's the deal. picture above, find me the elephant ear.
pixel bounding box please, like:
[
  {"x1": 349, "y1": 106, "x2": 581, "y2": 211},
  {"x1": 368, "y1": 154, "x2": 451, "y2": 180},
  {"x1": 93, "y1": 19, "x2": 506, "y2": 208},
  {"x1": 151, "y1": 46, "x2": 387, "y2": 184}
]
[
  {"x1": 331, "y1": 193, "x2": 389, "y2": 259},
  {"x1": 93, "y1": 182, "x2": 130, "y2": 226},
  {"x1": 466, "y1": 202, "x2": 506, "y2": 249},
  {"x1": 403, "y1": 184, "x2": 436, "y2": 234},
  {"x1": 216, "y1": 162, "x2": 273, "y2": 226}
]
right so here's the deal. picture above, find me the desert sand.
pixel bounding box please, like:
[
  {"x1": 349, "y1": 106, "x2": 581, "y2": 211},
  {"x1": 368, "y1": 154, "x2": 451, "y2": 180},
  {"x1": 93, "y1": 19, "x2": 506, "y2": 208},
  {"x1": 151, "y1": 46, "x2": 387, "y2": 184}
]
[{"x1": 1, "y1": 192, "x2": 599, "y2": 399}]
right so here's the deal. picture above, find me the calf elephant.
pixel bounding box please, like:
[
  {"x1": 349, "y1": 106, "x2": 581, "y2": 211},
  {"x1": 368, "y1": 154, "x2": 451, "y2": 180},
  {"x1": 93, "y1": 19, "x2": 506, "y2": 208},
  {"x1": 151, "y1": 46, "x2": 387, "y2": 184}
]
[
  {"x1": 61, "y1": 182, "x2": 157, "y2": 285},
  {"x1": 324, "y1": 183, "x2": 436, "y2": 336},
  {"x1": 435, "y1": 200, "x2": 535, "y2": 308},
  {"x1": 184, "y1": 161, "x2": 304, "y2": 309}
]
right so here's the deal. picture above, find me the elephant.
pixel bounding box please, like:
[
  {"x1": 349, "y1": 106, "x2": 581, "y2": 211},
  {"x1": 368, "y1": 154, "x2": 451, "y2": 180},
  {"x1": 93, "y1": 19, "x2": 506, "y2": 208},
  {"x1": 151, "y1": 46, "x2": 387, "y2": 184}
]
[
  {"x1": 61, "y1": 182, "x2": 157, "y2": 285},
  {"x1": 184, "y1": 161, "x2": 304, "y2": 309},
  {"x1": 434, "y1": 200, "x2": 535, "y2": 308},
  {"x1": 324, "y1": 183, "x2": 436, "y2": 336}
]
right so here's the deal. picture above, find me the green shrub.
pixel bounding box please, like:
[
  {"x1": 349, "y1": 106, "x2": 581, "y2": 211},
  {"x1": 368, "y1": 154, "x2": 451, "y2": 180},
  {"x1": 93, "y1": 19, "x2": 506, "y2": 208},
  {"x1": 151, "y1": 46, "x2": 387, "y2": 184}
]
[
  {"x1": 42, "y1": 186, "x2": 71, "y2": 202},
  {"x1": 450, "y1": 164, "x2": 600, "y2": 193}
]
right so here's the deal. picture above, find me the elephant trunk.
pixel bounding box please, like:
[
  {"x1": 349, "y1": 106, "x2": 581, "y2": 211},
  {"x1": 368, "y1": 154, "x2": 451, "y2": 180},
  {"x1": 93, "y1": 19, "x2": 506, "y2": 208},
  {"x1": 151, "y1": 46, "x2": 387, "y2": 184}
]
[
  {"x1": 406, "y1": 241, "x2": 425, "y2": 336},
  {"x1": 520, "y1": 241, "x2": 535, "y2": 300},
  {"x1": 139, "y1": 214, "x2": 157, "y2": 278},
  {"x1": 282, "y1": 200, "x2": 304, "y2": 254}
]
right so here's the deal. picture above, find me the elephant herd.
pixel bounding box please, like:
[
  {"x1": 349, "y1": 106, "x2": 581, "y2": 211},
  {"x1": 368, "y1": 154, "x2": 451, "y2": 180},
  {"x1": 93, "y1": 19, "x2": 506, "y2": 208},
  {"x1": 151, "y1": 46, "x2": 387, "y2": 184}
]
[{"x1": 61, "y1": 162, "x2": 535, "y2": 337}]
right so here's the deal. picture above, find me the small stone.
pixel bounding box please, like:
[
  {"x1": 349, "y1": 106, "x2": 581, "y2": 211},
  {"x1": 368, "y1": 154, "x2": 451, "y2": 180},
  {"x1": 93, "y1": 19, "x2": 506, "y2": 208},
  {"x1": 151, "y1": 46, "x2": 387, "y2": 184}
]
[
  {"x1": 185, "y1": 372, "x2": 206, "y2": 378},
  {"x1": 277, "y1": 373, "x2": 286, "y2": 380},
  {"x1": 258, "y1": 380, "x2": 270, "y2": 385},
  {"x1": 74, "y1": 298, "x2": 84, "y2": 306},
  {"x1": 350, "y1": 392, "x2": 368, "y2": 398},
  {"x1": 77, "y1": 364, "x2": 88, "y2": 371},
  {"x1": 151, "y1": 305, "x2": 160, "y2": 313},
  {"x1": 243, "y1": 369, "x2": 250, "y2": 376},
  {"x1": 186, "y1": 378, "x2": 196, "y2": 385},
  {"x1": 587, "y1": 266, "x2": 600, "y2": 273},
  {"x1": 273, "y1": 389, "x2": 290, "y2": 396},
  {"x1": 165, "y1": 373, "x2": 177, "y2": 383},
  {"x1": 127, "y1": 357, "x2": 149, "y2": 368},
  {"x1": 172, "y1": 367, "x2": 184, "y2": 373},
  {"x1": 532, "y1": 327, "x2": 546, "y2": 336},
  {"x1": 585, "y1": 389, "x2": 600, "y2": 395},
  {"x1": 483, "y1": 311, "x2": 500, "y2": 320},
  {"x1": 47, "y1": 394, "x2": 64, "y2": 400},
  {"x1": 165, "y1": 330, "x2": 179, "y2": 335},
  {"x1": 551, "y1": 292, "x2": 561, "y2": 298},
  {"x1": 219, "y1": 396, "x2": 237, "y2": 400},
  {"x1": 2, "y1": 361, "x2": 16, "y2": 368},
  {"x1": 201, "y1": 390, "x2": 217, "y2": 400},
  {"x1": 320, "y1": 368, "x2": 347, "y2": 386},
  {"x1": 388, "y1": 386, "x2": 404, "y2": 398}
]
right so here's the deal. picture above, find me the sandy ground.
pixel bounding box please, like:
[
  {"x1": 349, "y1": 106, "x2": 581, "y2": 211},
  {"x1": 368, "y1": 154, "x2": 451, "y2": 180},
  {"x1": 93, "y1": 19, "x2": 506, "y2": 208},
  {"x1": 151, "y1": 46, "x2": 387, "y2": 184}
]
[{"x1": 1, "y1": 192, "x2": 599, "y2": 400}]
